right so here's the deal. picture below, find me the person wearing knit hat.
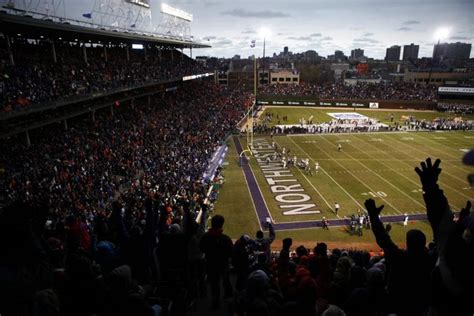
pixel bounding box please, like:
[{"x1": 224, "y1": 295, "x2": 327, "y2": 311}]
[
  {"x1": 246, "y1": 269, "x2": 270, "y2": 295},
  {"x1": 199, "y1": 214, "x2": 233, "y2": 309},
  {"x1": 169, "y1": 223, "x2": 181, "y2": 234},
  {"x1": 233, "y1": 234, "x2": 254, "y2": 291},
  {"x1": 255, "y1": 221, "x2": 276, "y2": 264},
  {"x1": 321, "y1": 304, "x2": 346, "y2": 316}
]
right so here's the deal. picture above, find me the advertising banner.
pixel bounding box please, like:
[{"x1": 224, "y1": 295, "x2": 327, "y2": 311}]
[
  {"x1": 256, "y1": 99, "x2": 369, "y2": 108},
  {"x1": 369, "y1": 102, "x2": 379, "y2": 108}
]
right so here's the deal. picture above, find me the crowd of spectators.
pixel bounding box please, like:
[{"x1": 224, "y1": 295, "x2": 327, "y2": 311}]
[
  {"x1": 398, "y1": 114, "x2": 474, "y2": 131},
  {"x1": 437, "y1": 102, "x2": 474, "y2": 115},
  {"x1": 269, "y1": 122, "x2": 386, "y2": 135},
  {"x1": 268, "y1": 117, "x2": 473, "y2": 134},
  {"x1": 2, "y1": 90, "x2": 473, "y2": 316},
  {"x1": 1, "y1": 39, "x2": 473, "y2": 316},
  {"x1": 0, "y1": 80, "x2": 253, "y2": 315},
  {"x1": 258, "y1": 82, "x2": 438, "y2": 101},
  {"x1": 0, "y1": 40, "x2": 208, "y2": 113}
]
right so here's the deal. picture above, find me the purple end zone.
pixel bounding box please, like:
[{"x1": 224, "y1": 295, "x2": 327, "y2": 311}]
[
  {"x1": 232, "y1": 136, "x2": 427, "y2": 231},
  {"x1": 233, "y1": 136, "x2": 271, "y2": 228}
]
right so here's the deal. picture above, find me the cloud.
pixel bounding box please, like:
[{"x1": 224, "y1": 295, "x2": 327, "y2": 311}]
[
  {"x1": 173, "y1": 0, "x2": 218, "y2": 6},
  {"x1": 242, "y1": 30, "x2": 256, "y2": 34},
  {"x1": 287, "y1": 33, "x2": 324, "y2": 41},
  {"x1": 222, "y1": 9, "x2": 290, "y2": 18},
  {"x1": 450, "y1": 36, "x2": 471, "y2": 40},
  {"x1": 288, "y1": 36, "x2": 313, "y2": 41},
  {"x1": 321, "y1": 36, "x2": 333, "y2": 41},
  {"x1": 363, "y1": 32, "x2": 374, "y2": 36},
  {"x1": 202, "y1": 36, "x2": 217, "y2": 41},
  {"x1": 214, "y1": 39, "x2": 233, "y2": 46},
  {"x1": 403, "y1": 20, "x2": 420, "y2": 25},
  {"x1": 397, "y1": 27, "x2": 412, "y2": 31},
  {"x1": 353, "y1": 37, "x2": 380, "y2": 44}
]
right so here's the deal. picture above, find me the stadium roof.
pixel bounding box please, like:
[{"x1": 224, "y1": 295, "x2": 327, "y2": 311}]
[{"x1": 0, "y1": 11, "x2": 211, "y2": 49}]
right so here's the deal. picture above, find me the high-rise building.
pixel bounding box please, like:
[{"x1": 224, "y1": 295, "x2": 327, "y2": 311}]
[
  {"x1": 402, "y1": 43, "x2": 419, "y2": 61},
  {"x1": 334, "y1": 50, "x2": 346, "y2": 61},
  {"x1": 350, "y1": 48, "x2": 364, "y2": 60},
  {"x1": 304, "y1": 50, "x2": 319, "y2": 62},
  {"x1": 283, "y1": 46, "x2": 289, "y2": 56},
  {"x1": 433, "y1": 42, "x2": 472, "y2": 64},
  {"x1": 385, "y1": 45, "x2": 401, "y2": 61}
]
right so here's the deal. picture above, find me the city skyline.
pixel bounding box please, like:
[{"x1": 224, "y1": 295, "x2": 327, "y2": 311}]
[{"x1": 63, "y1": 0, "x2": 473, "y2": 59}]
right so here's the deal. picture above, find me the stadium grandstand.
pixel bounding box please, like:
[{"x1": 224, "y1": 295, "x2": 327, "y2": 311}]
[{"x1": 1, "y1": 1, "x2": 474, "y2": 316}]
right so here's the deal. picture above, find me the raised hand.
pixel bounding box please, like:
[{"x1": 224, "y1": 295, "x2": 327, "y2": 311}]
[
  {"x1": 415, "y1": 158, "x2": 442, "y2": 189},
  {"x1": 364, "y1": 199, "x2": 384, "y2": 218}
]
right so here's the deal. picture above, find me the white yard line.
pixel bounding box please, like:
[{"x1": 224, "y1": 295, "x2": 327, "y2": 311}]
[
  {"x1": 352, "y1": 134, "x2": 466, "y2": 210},
  {"x1": 348, "y1": 134, "x2": 463, "y2": 211},
  {"x1": 385, "y1": 134, "x2": 473, "y2": 192},
  {"x1": 286, "y1": 136, "x2": 367, "y2": 211},
  {"x1": 331, "y1": 135, "x2": 426, "y2": 210},
  {"x1": 312, "y1": 135, "x2": 404, "y2": 214},
  {"x1": 412, "y1": 132, "x2": 473, "y2": 172},
  {"x1": 272, "y1": 138, "x2": 333, "y2": 212},
  {"x1": 294, "y1": 158, "x2": 461, "y2": 162}
]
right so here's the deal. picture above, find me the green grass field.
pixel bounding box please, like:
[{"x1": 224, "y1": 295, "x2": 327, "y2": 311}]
[{"x1": 213, "y1": 107, "x2": 473, "y2": 249}]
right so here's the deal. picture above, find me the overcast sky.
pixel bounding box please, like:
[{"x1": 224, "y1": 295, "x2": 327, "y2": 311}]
[{"x1": 62, "y1": 0, "x2": 474, "y2": 59}]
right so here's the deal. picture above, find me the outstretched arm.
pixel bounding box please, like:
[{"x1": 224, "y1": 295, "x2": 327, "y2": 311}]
[
  {"x1": 414, "y1": 158, "x2": 451, "y2": 241},
  {"x1": 365, "y1": 199, "x2": 399, "y2": 255}
]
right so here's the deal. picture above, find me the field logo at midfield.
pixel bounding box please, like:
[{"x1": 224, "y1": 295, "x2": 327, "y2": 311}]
[
  {"x1": 251, "y1": 138, "x2": 320, "y2": 216},
  {"x1": 327, "y1": 112, "x2": 370, "y2": 120}
]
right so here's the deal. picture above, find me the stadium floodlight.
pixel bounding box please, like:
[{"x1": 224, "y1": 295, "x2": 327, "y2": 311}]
[
  {"x1": 434, "y1": 27, "x2": 450, "y2": 42},
  {"x1": 429, "y1": 27, "x2": 450, "y2": 83},
  {"x1": 161, "y1": 3, "x2": 193, "y2": 22},
  {"x1": 258, "y1": 27, "x2": 271, "y2": 39},
  {"x1": 132, "y1": 43, "x2": 144, "y2": 50}
]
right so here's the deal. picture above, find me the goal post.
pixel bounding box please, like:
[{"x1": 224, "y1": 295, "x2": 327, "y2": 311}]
[
  {"x1": 239, "y1": 149, "x2": 252, "y2": 166},
  {"x1": 246, "y1": 101, "x2": 255, "y2": 150}
]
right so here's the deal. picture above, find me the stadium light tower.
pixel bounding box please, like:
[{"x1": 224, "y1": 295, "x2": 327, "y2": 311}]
[
  {"x1": 428, "y1": 27, "x2": 450, "y2": 84},
  {"x1": 258, "y1": 27, "x2": 271, "y2": 60},
  {"x1": 258, "y1": 27, "x2": 271, "y2": 87}
]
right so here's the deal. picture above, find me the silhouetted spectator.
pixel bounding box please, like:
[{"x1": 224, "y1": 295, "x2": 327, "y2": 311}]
[{"x1": 199, "y1": 214, "x2": 233, "y2": 309}]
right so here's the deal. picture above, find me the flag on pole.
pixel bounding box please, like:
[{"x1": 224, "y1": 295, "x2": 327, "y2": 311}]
[
  {"x1": 250, "y1": 40, "x2": 256, "y2": 48},
  {"x1": 82, "y1": 13, "x2": 92, "y2": 19}
]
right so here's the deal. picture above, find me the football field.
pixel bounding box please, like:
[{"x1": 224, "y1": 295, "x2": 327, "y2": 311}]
[{"x1": 213, "y1": 108, "x2": 473, "y2": 247}]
